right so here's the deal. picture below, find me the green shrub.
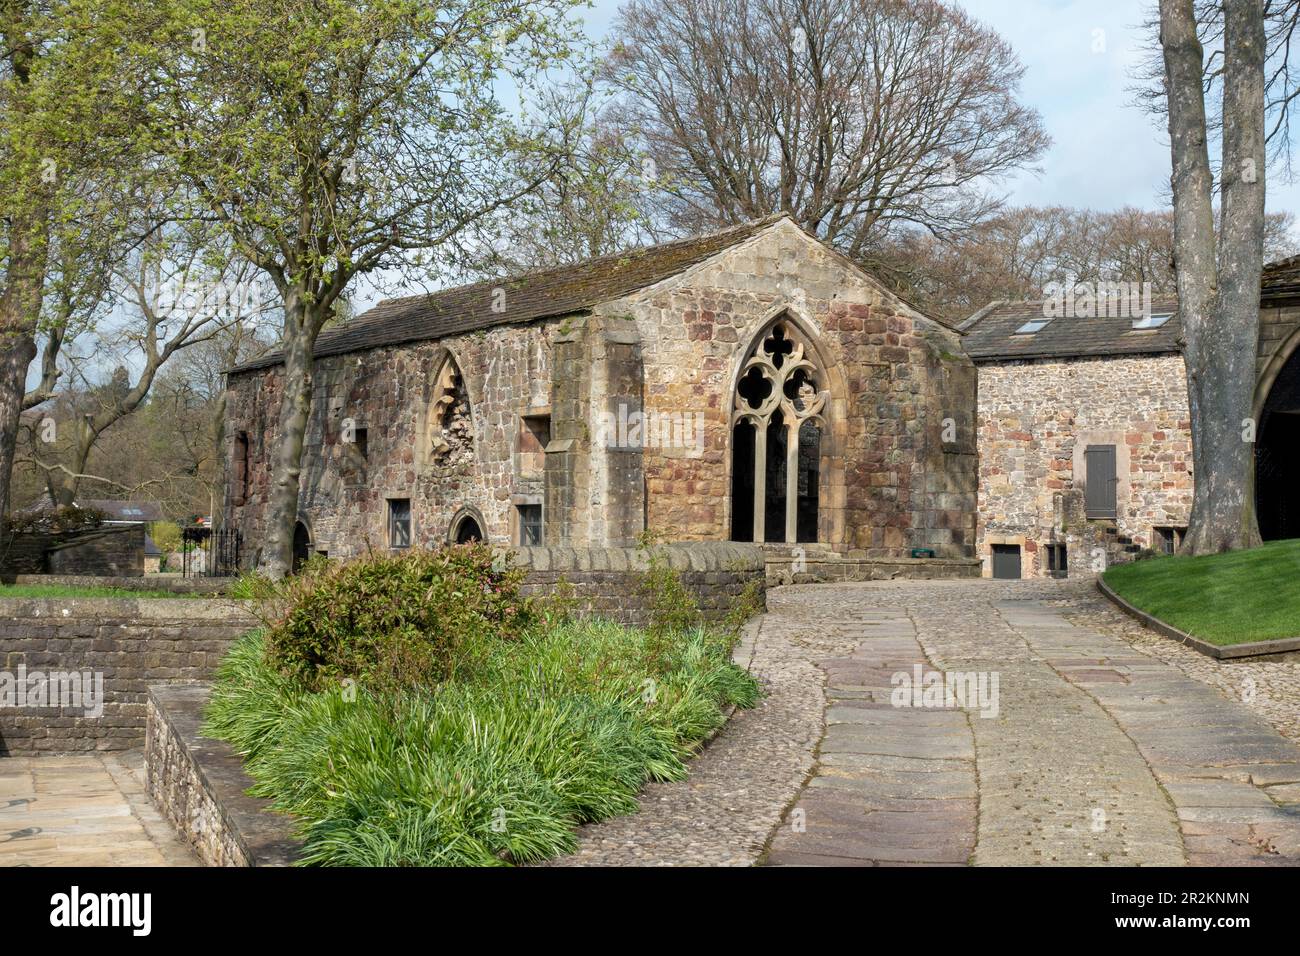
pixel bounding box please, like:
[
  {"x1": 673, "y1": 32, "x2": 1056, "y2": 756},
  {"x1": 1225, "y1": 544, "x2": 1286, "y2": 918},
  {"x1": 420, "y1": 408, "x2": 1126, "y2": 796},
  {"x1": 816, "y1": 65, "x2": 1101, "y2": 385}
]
[
  {"x1": 150, "y1": 520, "x2": 181, "y2": 554},
  {"x1": 262, "y1": 545, "x2": 533, "y2": 692},
  {"x1": 204, "y1": 616, "x2": 760, "y2": 867}
]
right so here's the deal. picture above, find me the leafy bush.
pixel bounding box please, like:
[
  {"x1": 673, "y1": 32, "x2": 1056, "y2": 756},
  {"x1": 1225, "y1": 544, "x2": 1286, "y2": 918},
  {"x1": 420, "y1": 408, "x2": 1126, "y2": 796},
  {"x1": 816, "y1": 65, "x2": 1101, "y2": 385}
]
[
  {"x1": 261, "y1": 545, "x2": 534, "y2": 692},
  {"x1": 150, "y1": 520, "x2": 182, "y2": 554},
  {"x1": 204, "y1": 618, "x2": 759, "y2": 866}
]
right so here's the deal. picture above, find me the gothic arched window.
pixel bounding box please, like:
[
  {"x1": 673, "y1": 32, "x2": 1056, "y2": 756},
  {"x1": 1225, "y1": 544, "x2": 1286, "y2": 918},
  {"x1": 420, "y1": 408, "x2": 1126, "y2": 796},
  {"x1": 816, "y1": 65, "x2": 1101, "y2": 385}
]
[
  {"x1": 730, "y1": 319, "x2": 827, "y2": 543},
  {"x1": 430, "y1": 355, "x2": 473, "y2": 468}
]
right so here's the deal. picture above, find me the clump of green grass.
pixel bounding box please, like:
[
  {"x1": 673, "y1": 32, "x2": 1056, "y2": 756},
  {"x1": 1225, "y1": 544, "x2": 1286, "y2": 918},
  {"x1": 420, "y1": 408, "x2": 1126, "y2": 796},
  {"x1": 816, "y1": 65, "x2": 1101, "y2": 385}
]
[
  {"x1": 204, "y1": 617, "x2": 759, "y2": 866},
  {"x1": 1103, "y1": 538, "x2": 1300, "y2": 645}
]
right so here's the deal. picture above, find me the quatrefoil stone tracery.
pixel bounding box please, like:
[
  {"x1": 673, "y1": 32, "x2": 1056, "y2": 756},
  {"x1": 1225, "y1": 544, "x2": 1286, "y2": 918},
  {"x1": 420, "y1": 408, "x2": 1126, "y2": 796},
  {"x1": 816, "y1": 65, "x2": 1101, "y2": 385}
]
[{"x1": 733, "y1": 323, "x2": 827, "y2": 429}]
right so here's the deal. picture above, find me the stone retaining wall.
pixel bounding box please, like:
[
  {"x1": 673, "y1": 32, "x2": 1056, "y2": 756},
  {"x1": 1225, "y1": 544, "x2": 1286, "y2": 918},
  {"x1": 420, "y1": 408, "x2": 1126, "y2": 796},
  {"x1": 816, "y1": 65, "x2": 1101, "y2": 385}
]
[
  {"x1": 511, "y1": 542, "x2": 766, "y2": 624},
  {"x1": 0, "y1": 598, "x2": 256, "y2": 754},
  {"x1": 1, "y1": 524, "x2": 145, "y2": 577},
  {"x1": 762, "y1": 551, "x2": 982, "y2": 584},
  {"x1": 10, "y1": 573, "x2": 228, "y2": 595},
  {"x1": 145, "y1": 683, "x2": 302, "y2": 866}
]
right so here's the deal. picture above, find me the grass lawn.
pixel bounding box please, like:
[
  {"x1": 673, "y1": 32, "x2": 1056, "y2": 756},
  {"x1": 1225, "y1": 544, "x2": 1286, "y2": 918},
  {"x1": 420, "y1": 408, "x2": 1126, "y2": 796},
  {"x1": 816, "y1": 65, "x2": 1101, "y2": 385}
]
[
  {"x1": 0, "y1": 583, "x2": 198, "y2": 599},
  {"x1": 1102, "y1": 538, "x2": 1300, "y2": 645}
]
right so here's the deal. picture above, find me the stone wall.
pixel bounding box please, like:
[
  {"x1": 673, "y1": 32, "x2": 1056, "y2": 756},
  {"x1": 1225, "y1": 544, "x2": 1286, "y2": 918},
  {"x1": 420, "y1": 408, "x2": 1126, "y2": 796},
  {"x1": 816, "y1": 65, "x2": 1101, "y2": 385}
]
[
  {"x1": 511, "y1": 543, "x2": 765, "y2": 626},
  {"x1": 225, "y1": 320, "x2": 556, "y2": 564},
  {"x1": 976, "y1": 353, "x2": 1193, "y2": 578},
  {"x1": 146, "y1": 684, "x2": 301, "y2": 866},
  {"x1": 0, "y1": 598, "x2": 256, "y2": 754},
  {"x1": 0, "y1": 525, "x2": 144, "y2": 577},
  {"x1": 605, "y1": 219, "x2": 977, "y2": 558}
]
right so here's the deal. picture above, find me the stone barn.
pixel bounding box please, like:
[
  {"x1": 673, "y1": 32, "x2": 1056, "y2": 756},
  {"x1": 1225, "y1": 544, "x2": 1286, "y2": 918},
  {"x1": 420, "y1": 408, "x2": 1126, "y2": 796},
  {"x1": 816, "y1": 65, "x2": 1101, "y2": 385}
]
[
  {"x1": 223, "y1": 216, "x2": 979, "y2": 573},
  {"x1": 964, "y1": 256, "x2": 1300, "y2": 579}
]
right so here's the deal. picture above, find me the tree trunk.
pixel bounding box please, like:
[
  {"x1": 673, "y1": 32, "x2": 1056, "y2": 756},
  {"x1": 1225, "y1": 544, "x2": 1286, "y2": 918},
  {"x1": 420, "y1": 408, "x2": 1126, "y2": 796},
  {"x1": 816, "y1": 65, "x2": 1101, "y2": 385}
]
[
  {"x1": 0, "y1": 332, "x2": 38, "y2": 515},
  {"x1": 260, "y1": 302, "x2": 316, "y2": 578},
  {"x1": 0, "y1": 220, "x2": 49, "y2": 516},
  {"x1": 1159, "y1": 0, "x2": 1265, "y2": 554}
]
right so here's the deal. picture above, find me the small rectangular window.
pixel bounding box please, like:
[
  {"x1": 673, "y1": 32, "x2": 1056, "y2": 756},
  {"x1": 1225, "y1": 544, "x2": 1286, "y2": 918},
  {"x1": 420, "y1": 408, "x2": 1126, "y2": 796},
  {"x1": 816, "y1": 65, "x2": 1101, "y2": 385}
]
[
  {"x1": 1153, "y1": 526, "x2": 1185, "y2": 555},
  {"x1": 388, "y1": 498, "x2": 411, "y2": 549},
  {"x1": 1046, "y1": 543, "x2": 1068, "y2": 577},
  {"x1": 353, "y1": 427, "x2": 368, "y2": 459},
  {"x1": 517, "y1": 504, "x2": 542, "y2": 547},
  {"x1": 1014, "y1": 318, "x2": 1051, "y2": 335}
]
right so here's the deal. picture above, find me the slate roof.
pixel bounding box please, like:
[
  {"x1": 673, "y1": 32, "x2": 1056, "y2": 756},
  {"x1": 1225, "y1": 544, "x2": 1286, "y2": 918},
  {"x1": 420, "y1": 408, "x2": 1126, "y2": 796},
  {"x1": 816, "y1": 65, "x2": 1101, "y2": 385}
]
[
  {"x1": 1261, "y1": 254, "x2": 1300, "y2": 302},
  {"x1": 230, "y1": 217, "x2": 783, "y2": 374},
  {"x1": 960, "y1": 296, "x2": 1182, "y2": 362},
  {"x1": 963, "y1": 255, "x2": 1300, "y2": 362},
  {"x1": 20, "y1": 496, "x2": 164, "y2": 523}
]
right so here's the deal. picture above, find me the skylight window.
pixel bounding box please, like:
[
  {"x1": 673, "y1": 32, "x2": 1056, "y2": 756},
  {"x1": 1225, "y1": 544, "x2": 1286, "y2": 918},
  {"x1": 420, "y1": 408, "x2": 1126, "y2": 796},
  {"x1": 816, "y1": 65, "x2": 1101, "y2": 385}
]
[
  {"x1": 1132, "y1": 313, "x2": 1172, "y2": 330},
  {"x1": 1014, "y1": 318, "x2": 1052, "y2": 335}
]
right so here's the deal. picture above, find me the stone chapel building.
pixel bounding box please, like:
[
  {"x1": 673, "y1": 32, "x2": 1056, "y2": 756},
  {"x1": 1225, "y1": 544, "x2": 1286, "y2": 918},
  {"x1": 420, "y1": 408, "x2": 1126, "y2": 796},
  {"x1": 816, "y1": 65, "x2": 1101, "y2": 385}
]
[{"x1": 223, "y1": 216, "x2": 979, "y2": 571}]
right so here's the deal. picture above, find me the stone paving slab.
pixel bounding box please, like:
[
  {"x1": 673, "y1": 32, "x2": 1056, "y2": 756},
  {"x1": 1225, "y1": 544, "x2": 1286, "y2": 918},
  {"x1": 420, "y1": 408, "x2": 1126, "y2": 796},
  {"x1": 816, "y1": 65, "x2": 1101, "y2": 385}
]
[{"x1": 0, "y1": 752, "x2": 197, "y2": 867}]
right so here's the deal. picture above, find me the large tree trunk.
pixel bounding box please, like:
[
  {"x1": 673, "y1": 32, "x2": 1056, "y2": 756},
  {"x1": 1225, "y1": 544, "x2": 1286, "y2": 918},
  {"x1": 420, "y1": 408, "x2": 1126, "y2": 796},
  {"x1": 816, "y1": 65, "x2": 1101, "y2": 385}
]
[
  {"x1": 260, "y1": 301, "x2": 316, "y2": 578},
  {"x1": 0, "y1": 221, "x2": 49, "y2": 516},
  {"x1": 1160, "y1": 0, "x2": 1265, "y2": 554}
]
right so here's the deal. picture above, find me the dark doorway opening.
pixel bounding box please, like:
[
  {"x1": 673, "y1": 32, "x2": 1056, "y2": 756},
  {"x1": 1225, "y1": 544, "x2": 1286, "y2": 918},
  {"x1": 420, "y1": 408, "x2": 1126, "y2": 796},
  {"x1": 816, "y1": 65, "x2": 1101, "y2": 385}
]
[
  {"x1": 730, "y1": 420, "x2": 756, "y2": 541},
  {"x1": 797, "y1": 420, "x2": 821, "y2": 543},
  {"x1": 292, "y1": 521, "x2": 311, "y2": 573},
  {"x1": 1258, "y1": 345, "x2": 1300, "y2": 541},
  {"x1": 991, "y1": 544, "x2": 1022, "y2": 579},
  {"x1": 455, "y1": 516, "x2": 483, "y2": 543}
]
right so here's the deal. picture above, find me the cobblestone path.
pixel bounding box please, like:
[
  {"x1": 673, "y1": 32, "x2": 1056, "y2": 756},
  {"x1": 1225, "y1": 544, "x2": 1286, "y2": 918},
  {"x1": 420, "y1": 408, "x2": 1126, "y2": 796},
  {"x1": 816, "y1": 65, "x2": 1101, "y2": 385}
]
[{"x1": 557, "y1": 578, "x2": 1300, "y2": 866}]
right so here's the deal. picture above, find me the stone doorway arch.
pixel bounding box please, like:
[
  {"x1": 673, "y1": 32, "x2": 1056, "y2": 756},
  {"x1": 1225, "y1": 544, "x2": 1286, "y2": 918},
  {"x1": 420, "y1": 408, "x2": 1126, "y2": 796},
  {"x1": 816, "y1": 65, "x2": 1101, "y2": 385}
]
[
  {"x1": 291, "y1": 521, "x2": 311, "y2": 572},
  {"x1": 1256, "y1": 342, "x2": 1300, "y2": 540}
]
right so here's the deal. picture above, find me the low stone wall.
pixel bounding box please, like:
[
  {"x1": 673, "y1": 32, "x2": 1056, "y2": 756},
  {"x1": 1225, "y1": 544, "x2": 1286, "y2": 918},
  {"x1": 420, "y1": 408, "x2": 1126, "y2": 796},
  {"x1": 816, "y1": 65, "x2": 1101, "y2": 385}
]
[
  {"x1": 146, "y1": 684, "x2": 302, "y2": 866},
  {"x1": 511, "y1": 542, "x2": 766, "y2": 625},
  {"x1": 762, "y1": 547, "x2": 982, "y2": 584},
  {"x1": 11, "y1": 573, "x2": 229, "y2": 595},
  {"x1": 0, "y1": 598, "x2": 256, "y2": 754}
]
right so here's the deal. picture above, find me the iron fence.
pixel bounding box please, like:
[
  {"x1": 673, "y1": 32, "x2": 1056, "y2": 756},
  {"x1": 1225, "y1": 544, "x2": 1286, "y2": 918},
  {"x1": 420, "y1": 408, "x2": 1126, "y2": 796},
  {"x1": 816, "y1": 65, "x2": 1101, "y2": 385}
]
[{"x1": 181, "y1": 527, "x2": 242, "y2": 578}]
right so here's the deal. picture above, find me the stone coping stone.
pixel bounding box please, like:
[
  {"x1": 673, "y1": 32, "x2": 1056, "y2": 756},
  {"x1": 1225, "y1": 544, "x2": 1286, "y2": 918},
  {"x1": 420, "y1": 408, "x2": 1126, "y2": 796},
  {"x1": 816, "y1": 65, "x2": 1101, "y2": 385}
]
[
  {"x1": 510, "y1": 542, "x2": 766, "y2": 573},
  {"x1": 12, "y1": 573, "x2": 229, "y2": 594},
  {"x1": 0, "y1": 595, "x2": 255, "y2": 621},
  {"x1": 148, "y1": 683, "x2": 303, "y2": 866},
  {"x1": 1098, "y1": 577, "x2": 1300, "y2": 659}
]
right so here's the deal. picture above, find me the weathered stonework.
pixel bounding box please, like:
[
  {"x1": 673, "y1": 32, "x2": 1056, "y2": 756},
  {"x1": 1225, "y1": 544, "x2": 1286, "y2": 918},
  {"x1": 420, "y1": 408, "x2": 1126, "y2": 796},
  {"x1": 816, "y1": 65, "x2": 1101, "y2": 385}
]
[
  {"x1": 976, "y1": 354, "x2": 1193, "y2": 578},
  {"x1": 146, "y1": 684, "x2": 302, "y2": 866},
  {"x1": 0, "y1": 598, "x2": 255, "y2": 753},
  {"x1": 223, "y1": 219, "x2": 977, "y2": 565}
]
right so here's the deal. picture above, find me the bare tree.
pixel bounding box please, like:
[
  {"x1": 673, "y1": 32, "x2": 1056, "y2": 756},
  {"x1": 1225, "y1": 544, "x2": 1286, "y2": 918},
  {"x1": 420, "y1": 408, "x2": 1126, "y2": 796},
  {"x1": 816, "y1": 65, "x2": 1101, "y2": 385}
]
[
  {"x1": 1159, "y1": 0, "x2": 1267, "y2": 554},
  {"x1": 21, "y1": 230, "x2": 271, "y2": 507},
  {"x1": 873, "y1": 204, "x2": 1299, "y2": 322},
  {"x1": 602, "y1": 0, "x2": 1048, "y2": 254}
]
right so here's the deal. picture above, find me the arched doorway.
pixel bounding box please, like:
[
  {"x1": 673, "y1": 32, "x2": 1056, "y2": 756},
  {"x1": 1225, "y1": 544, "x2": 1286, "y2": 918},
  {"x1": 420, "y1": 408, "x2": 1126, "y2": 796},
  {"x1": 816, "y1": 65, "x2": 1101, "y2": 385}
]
[
  {"x1": 292, "y1": 521, "x2": 311, "y2": 572},
  {"x1": 730, "y1": 319, "x2": 827, "y2": 543},
  {"x1": 1257, "y1": 344, "x2": 1300, "y2": 540},
  {"x1": 455, "y1": 516, "x2": 483, "y2": 543},
  {"x1": 448, "y1": 506, "x2": 486, "y2": 545}
]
